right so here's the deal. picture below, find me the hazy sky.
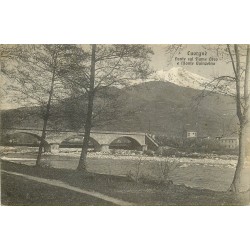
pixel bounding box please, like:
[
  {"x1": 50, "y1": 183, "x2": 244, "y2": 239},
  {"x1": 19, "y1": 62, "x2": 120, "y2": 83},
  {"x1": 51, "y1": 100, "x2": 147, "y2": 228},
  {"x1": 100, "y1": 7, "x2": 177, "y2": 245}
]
[
  {"x1": 0, "y1": 44, "x2": 234, "y2": 110},
  {"x1": 149, "y1": 44, "x2": 233, "y2": 78}
]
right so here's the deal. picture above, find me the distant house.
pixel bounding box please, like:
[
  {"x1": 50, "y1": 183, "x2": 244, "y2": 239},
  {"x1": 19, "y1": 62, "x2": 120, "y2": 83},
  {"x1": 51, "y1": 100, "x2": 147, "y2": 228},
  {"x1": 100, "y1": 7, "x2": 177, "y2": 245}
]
[
  {"x1": 187, "y1": 131, "x2": 197, "y2": 138},
  {"x1": 218, "y1": 137, "x2": 239, "y2": 149}
]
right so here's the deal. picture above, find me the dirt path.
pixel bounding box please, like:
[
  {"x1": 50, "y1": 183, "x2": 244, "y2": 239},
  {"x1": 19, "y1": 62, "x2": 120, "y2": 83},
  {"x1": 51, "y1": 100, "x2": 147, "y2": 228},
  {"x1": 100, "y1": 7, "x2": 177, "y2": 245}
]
[{"x1": 2, "y1": 170, "x2": 135, "y2": 206}]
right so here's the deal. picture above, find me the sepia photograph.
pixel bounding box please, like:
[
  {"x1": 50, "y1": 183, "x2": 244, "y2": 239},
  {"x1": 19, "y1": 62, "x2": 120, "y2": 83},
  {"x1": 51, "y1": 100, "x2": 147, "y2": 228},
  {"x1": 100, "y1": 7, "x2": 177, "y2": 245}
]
[
  {"x1": 1, "y1": 44, "x2": 249, "y2": 206},
  {"x1": 1, "y1": 1, "x2": 250, "y2": 250}
]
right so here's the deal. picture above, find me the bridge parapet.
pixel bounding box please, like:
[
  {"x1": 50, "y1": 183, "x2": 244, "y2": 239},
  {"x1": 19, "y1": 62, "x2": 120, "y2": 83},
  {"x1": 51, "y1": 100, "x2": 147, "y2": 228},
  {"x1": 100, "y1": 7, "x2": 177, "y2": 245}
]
[{"x1": 2, "y1": 128, "x2": 158, "y2": 152}]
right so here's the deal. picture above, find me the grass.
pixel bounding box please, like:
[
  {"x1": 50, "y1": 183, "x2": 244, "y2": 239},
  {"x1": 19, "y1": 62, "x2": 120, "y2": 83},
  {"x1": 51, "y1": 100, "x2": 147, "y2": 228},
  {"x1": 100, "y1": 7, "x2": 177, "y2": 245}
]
[
  {"x1": 1, "y1": 160, "x2": 249, "y2": 206},
  {"x1": 3, "y1": 151, "x2": 240, "y2": 191},
  {"x1": 1, "y1": 173, "x2": 113, "y2": 206}
]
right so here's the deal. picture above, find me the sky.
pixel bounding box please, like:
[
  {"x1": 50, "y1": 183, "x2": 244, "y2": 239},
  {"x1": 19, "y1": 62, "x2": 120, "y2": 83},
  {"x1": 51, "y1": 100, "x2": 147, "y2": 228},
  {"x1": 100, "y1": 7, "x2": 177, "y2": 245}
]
[
  {"x1": 149, "y1": 44, "x2": 233, "y2": 78},
  {"x1": 0, "y1": 44, "x2": 235, "y2": 110}
]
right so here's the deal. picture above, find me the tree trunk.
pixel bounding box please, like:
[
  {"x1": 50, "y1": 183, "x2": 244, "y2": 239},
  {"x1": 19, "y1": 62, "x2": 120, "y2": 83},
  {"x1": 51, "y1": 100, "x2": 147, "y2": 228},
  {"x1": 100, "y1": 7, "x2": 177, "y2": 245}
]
[
  {"x1": 229, "y1": 123, "x2": 247, "y2": 192},
  {"x1": 35, "y1": 61, "x2": 56, "y2": 166},
  {"x1": 229, "y1": 44, "x2": 250, "y2": 192},
  {"x1": 77, "y1": 93, "x2": 95, "y2": 171},
  {"x1": 77, "y1": 44, "x2": 96, "y2": 171},
  {"x1": 35, "y1": 116, "x2": 49, "y2": 166}
]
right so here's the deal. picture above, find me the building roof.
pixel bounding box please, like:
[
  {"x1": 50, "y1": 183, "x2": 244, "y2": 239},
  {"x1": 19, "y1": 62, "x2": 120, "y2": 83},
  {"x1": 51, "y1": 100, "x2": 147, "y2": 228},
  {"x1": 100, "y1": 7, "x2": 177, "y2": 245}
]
[{"x1": 220, "y1": 137, "x2": 238, "y2": 140}]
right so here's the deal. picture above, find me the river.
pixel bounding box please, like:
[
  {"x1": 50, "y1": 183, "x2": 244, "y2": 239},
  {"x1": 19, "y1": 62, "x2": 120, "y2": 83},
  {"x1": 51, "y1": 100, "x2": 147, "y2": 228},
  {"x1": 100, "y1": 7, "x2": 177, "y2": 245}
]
[{"x1": 1, "y1": 146, "x2": 249, "y2": 192}]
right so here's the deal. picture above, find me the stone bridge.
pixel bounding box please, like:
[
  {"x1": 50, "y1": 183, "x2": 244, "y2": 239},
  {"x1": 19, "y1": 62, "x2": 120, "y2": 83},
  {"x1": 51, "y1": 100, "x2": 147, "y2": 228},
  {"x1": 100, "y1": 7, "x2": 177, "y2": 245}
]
[{"x1": 2, "y1": 128, "x2": 159, "y2": 153}]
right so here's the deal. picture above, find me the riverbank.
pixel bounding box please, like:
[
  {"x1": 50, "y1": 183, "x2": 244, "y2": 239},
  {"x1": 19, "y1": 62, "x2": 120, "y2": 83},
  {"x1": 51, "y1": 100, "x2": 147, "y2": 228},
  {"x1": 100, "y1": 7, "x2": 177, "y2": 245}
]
[
  {"x1": 0, "y1": 146, "x2": 240, "y2": 167},
  {"x1": 1, "y1": 146, "x2": 250, "y2": 192},
  {"x1": 1, "y1": 160, "x2": 249, "y2": 206}
]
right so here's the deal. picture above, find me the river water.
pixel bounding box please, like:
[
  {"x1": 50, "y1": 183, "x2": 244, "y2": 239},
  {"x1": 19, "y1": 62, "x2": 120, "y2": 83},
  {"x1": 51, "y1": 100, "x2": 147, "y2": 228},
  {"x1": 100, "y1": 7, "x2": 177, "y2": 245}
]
[{"x1": 1, "y1": 146, "x2": 249, "y2": 192}]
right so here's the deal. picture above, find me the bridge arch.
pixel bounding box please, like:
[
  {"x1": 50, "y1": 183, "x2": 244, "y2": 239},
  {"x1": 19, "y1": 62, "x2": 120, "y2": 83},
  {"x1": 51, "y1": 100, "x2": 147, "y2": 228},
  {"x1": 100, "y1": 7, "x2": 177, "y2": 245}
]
[
  {"x1": 59, "y1": 135, "x2": 100, "y2": 151},
  {"x1": 3, "y1": 129, "x2": 152, "y2": 152},
  {"x1": 109, "y1": 136, "x2": 142, "y2": 150},
  {"x1": 2, "y1": 131, "x2": 50, "y2": 152}
]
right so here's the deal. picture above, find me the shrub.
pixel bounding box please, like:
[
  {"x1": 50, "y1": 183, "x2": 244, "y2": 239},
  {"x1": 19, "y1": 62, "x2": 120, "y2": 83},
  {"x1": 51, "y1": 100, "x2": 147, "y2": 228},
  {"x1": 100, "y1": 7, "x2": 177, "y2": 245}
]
[
  {"x1": 144, "y1": 149, "x2": 155, "y2": 156},
  {"x1": 155, "y1": 135, "x2": 238, "y2": 155},
  {"x1": 155, "y1": 158, "x2": 179, "y2": 184},
  {"x1": 38, "y1": 159, "x2": 52, "y2": 168},
  {"x1": 126, "y1": 157, "x2": 143, "y2": 182}
]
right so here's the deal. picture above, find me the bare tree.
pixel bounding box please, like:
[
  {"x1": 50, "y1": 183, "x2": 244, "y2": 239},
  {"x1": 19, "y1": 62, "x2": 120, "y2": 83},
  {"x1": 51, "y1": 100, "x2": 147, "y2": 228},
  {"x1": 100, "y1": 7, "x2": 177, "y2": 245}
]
[
  {"x1": 226, "y1": 45, "x2": 249, "y2": 192},
  {"x1": 1, "y1": 45, "x2": 78, "y2": 166},
  {"x1": 197, "y1": 45, "x2": 249, "y2": 192},
  {"x1": 165, "y1": 44, "x2": 250, "y2": 192},
  {"x1": 65, "y1": 44, "x2": 153, "y2": 171}
]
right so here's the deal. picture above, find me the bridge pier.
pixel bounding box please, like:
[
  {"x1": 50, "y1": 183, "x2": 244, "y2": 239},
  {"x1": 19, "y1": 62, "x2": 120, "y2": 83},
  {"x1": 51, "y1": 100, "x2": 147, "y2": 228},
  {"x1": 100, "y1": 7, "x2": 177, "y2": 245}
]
[
  {"x1": 98, "y1": 144, "x2": 110, "y2": 152},
  {"x1": 4, "y1": 129, "x2": 159, "y2": 153},
  {"x1": 49, "y1": 143, "x2": 60, "y2": 153}
]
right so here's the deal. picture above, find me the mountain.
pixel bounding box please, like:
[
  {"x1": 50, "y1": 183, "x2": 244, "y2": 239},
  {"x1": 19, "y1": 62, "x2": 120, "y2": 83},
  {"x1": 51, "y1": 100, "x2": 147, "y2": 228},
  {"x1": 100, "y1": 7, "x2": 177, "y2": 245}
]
[
  {"x1": 1, "y1": 80, "x2": 238, "y2": 138},
  {"x1": 152, "y1": 67, "x2": 209, "y2": 90},
  {"x1": 151, "y1": 67, "x2": 236, "y2": 95},
  {"x1": 111, "y1": 81, "x2": 237, "y2": 137}
]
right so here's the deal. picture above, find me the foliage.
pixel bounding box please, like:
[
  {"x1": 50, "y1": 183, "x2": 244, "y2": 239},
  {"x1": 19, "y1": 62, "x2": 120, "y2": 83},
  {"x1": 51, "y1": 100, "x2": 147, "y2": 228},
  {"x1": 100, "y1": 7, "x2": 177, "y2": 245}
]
[
  {"x1": 166, "y1": 44, "x2": 249, "y2": 192},
  {"x1": 126, "y1": 157, "x2": 143, "y2": 182},
  {"x1": 126, "y1": 157, "x2": 179, "y2": 188},
  {"x1": 1, "y1": 45, "x2": 79, "y2": 109},
  {"x1": 1, "y1": 45, "x2": 81, "y2": 166},
  {"x1": 70, "y1": 45, "x2": 154, "y2": 170},
  {"x1": 155, "y1": 135, "x2": 238, "y2": 155},
  {"x1": 155, "y1": 158, "x2": 179, "y2": 185},
  {"x1": 144, "y1": 149, "x2": 155, "y2": 156}
]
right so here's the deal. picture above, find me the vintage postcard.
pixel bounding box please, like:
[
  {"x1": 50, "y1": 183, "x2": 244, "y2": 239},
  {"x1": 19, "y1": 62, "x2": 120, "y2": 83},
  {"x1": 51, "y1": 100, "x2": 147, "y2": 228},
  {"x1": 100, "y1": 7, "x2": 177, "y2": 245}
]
[{"x1": 0, "y1": 44, "x2": 249, "y2": 205}]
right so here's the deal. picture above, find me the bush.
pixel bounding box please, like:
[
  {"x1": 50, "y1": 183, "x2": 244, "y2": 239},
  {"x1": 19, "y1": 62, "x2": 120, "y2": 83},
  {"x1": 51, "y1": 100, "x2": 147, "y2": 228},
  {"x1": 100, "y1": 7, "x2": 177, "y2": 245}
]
[
  {"x1": 155, "y1": 136, "x2": 184, "y2": 148},
  {"x1": 144, "y1": 149, "x2": 155, "y2": 156},
  {"x1": 37, "y1": 159, "x2": 52, "y2": 168},
  {"x1": 126, "y1": 157, "x2": 179, "y2": 188},
  {"x1": 155, "y1": 135, "x2": 238, "y2": 155}
]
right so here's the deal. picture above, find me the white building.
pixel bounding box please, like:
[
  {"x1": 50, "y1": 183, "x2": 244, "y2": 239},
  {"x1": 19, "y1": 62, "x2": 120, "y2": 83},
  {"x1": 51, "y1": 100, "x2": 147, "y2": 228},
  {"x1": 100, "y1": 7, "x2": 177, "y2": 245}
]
[
  {"x1": 219, "y1": 137, "x2": 239, "y2": 149},
  {"x1": 187, "y1": 131, "x2": 197, "y2": 138}
]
